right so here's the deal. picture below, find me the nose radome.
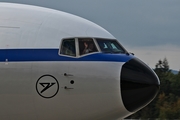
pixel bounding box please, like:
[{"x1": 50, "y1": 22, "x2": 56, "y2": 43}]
[{"x1": 120, "y1": 58, "x2": 160, "y2": 112}]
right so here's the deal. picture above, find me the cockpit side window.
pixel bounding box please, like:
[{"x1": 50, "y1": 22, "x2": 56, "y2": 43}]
[
  {"x1": 78, "y1": 38, "x2": 98, "y2": 55},
  {"x1": 60, "y1": 39, "x2": 76, "y2": 56},
  {"x1": 96, "y1": 39, "x2": 126, "y2": 54}
]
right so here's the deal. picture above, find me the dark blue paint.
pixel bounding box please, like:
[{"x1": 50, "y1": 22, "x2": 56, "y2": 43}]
[{"x1": 0, "y1": 49, "x2": 134, "y2": 62}]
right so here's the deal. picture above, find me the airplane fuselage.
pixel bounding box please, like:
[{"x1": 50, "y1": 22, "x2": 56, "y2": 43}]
[{"x1": 0, "y1": 3, "x2": 160, "y2": 120}]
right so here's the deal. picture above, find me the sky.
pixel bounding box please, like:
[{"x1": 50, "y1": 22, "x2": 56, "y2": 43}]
[{"x1": 0, "y1": 0, "x2": 180, "y2": 70}]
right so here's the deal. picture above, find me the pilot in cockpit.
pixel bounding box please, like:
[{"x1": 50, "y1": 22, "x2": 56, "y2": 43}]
[{"x1": 82, "y1": 42, "x2": 94, "y2": 54}]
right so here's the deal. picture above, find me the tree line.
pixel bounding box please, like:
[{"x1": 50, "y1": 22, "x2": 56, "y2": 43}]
[{"x1": 126, "y1": 58, "x2": 180, "y2": 119}]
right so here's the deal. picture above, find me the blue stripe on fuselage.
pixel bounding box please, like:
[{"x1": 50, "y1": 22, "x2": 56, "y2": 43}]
[{"x1": 0, "y1": 49, "x2": 134, "y2": 62}]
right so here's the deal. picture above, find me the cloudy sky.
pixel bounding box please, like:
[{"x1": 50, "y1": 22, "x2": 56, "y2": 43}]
[{"x1": 1, "y1": 0, "x2": 180, "y2": 70}]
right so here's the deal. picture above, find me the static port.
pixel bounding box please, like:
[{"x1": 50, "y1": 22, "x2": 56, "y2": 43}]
[{"x1": 70, "y1": 80, "x2": 74, "y2": 84}]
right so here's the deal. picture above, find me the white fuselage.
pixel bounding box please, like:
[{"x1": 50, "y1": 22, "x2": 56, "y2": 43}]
[
  {"x1": 0, "y1": 3, "x2": 160, "y2": 120},
  {"x1": 0, "y1": 3, "x2": 131, "y2": 120},
  {"x1": 0, "y1": 61, "x2": 130, "y2": 120}
]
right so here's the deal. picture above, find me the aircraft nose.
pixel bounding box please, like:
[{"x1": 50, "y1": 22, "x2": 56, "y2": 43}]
[{"x1": 120, "y1": 58, "x2": 160, "y2": 112}]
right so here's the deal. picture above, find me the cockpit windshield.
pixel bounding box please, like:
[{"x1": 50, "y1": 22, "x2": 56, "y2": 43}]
[{"x1": 96, "y1": 39, "x2": 126, "y2": 54}]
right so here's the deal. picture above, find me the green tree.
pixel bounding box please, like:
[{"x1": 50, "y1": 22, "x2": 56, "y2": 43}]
[
  {"x1": 171, "y1": 71, "x2": 180, "y2": 97},
  {"x1": 154, "y1": 58, "x2": 171, "y2": 95}
]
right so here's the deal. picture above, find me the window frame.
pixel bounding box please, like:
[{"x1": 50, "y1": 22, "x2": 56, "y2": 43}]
[
  {"x1": 59, "y1": 37, "x2": 127, "y2": 58},
  {"x1": 78, "y1": 37, "x2": 99, "y2": 56},
  {"x1": 95, "y1": 38, "x2": 128, "y2": 54},
  {"x1": 59, "y1": 38, "x2": 77, "y2": 58}
]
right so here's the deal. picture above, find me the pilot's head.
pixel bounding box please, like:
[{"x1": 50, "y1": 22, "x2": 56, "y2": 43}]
[{"x1": 89, "y1": 43, "x2": 94, "y2": 50}]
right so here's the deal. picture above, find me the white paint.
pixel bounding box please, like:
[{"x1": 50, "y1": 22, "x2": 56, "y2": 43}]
[
  {"x1": 0, "y1": 61, "x2": 130, "y2": 120},
  {"x1": 0, "y1": 3, "x2": 131, "y2": 120},
  {"x1": 0, "y1": 2, "x2": 160, "y2": 120},
  {"x1": 0, "y1": 3, "x2": 115, "y2": 49}
]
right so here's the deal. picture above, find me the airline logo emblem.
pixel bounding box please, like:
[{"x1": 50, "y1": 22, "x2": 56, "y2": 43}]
[{"x1": 36, "y1": 75, "x2": 59, "y2": 98}]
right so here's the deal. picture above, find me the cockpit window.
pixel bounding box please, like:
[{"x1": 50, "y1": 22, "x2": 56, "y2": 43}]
[
  {"x1": 60, "y1": 39, "x2": 76, "y2": 56},
  {"x1": 78, "y1": 38, "x2": 98, "y2": 55},
  {"x1": 96, "y1": 39, "x2": 126, "y2": 54}
]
